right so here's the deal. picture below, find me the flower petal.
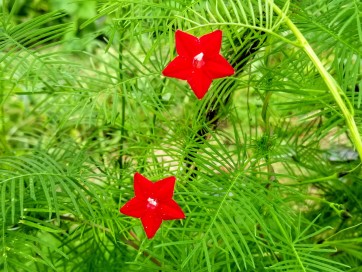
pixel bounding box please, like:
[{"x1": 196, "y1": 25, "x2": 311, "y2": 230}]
[
  {"x1": 200, "y1": 30, "x2": 222, "y2": 56},
  {"x1": 204, "y1": 54, "x2": 235, "y2": 79},
  {"x1": 175, "y1": 30, "x2": 200, "y2": 58},
  {"x1": 154, "y1": 176, "x2": 176, "y2": 200},
  {"x1": 187, "y1": 70, "x2": 213, "y2": 99},
  {"x1": 160, "y1": 199, "x2": 185, "y2": 220},
  {"x1": 141, "y1": 214, "x2": 163, "y2": 239},
  {"x1": 120, "y1": 197, "x2": 146, "y2": 218},
  {"x1": 162, "y1": 56, "x2": 193, "y2": 80},
  {"x1": 134, "y1": 172, "x2": 153, "y2": 198}
]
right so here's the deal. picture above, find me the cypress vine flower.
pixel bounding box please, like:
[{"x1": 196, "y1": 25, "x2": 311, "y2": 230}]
[
  {"x1": 162, "y1": 30, "x2": 235, "y2": 99},
  {"x1": 120, "y1": 173, "x2": 185, "y2": 239}
]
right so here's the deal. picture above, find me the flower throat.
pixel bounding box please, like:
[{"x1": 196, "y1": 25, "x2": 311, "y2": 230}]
[{"x1": 193, "y1": 52, "x2": 205, "y2": 69}]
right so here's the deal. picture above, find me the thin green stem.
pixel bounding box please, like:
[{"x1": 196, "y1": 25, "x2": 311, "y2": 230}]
[
  {"x1": 261, "y1": 91, "x2": 272, "y2": 136},
  {"x1": 262, "y1": 90, "x2": 277, "y2": 188},
  {"x1": 118, "y1": 41, "x2": 126, "y2": 171},
  {"x1": 119, "y1": 89, "x2": 126, "y2": 169},
  {"x1": 271, "y1": 212, "x2": 307, "y2": 272},
  {"x1": 184, "y1": 22, "x2": 300, "y2": 47},
  {"x1": 285, "y1": 173, "x2": 338, "y2": 186},
  {"x1": 269, "y1": 1, "x2": 362, "y2": 160},
  {"x1": 151, "y1": 78, "x2": 166, "y2": 135},
  {"x1": 303, "y1": 195, "x2": 351, "y2": 218}
]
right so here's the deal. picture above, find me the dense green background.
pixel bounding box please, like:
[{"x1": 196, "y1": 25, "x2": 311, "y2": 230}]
[{"x1": 1, "y1": 0, "x2": 362, "y2": 271}]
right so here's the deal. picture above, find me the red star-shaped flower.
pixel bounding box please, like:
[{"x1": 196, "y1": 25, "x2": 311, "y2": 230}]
[
  {"x1": 162, "y1": 30, "x2": 235, "y2": 99},
  {"x1": 120, "y1": 173, "x2": 185, "y2": 239}
]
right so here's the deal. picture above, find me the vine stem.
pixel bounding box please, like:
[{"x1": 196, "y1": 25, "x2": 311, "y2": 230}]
[{"x1": 270, "y1": 1, "x2": 362, "y2": 160}]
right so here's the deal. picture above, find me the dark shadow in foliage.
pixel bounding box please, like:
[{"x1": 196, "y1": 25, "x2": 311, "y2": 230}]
[{"x1": 184, "y1": 29, "x2": 267, "y2": 179}]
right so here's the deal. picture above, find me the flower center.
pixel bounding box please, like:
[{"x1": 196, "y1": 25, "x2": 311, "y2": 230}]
[
  {"x1": 147, "y1": 197, "x2": 158, "y2": 209},
  {"x1": 193, "y1": 52, "x2": 205, "y2": 69}
]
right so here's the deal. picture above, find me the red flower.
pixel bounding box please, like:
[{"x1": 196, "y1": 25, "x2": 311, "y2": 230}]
[
  {"x1": 162, "y1": 30, "x2": 235, "y2": 99},
  {"x1": 120, "y1": 173, "x2": 185, "y2": 239}
]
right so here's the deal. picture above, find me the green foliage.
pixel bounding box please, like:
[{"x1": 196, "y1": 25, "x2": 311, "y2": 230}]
[{"x1": 0, "y1": 0, "x2": 362, "y2": 271}]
